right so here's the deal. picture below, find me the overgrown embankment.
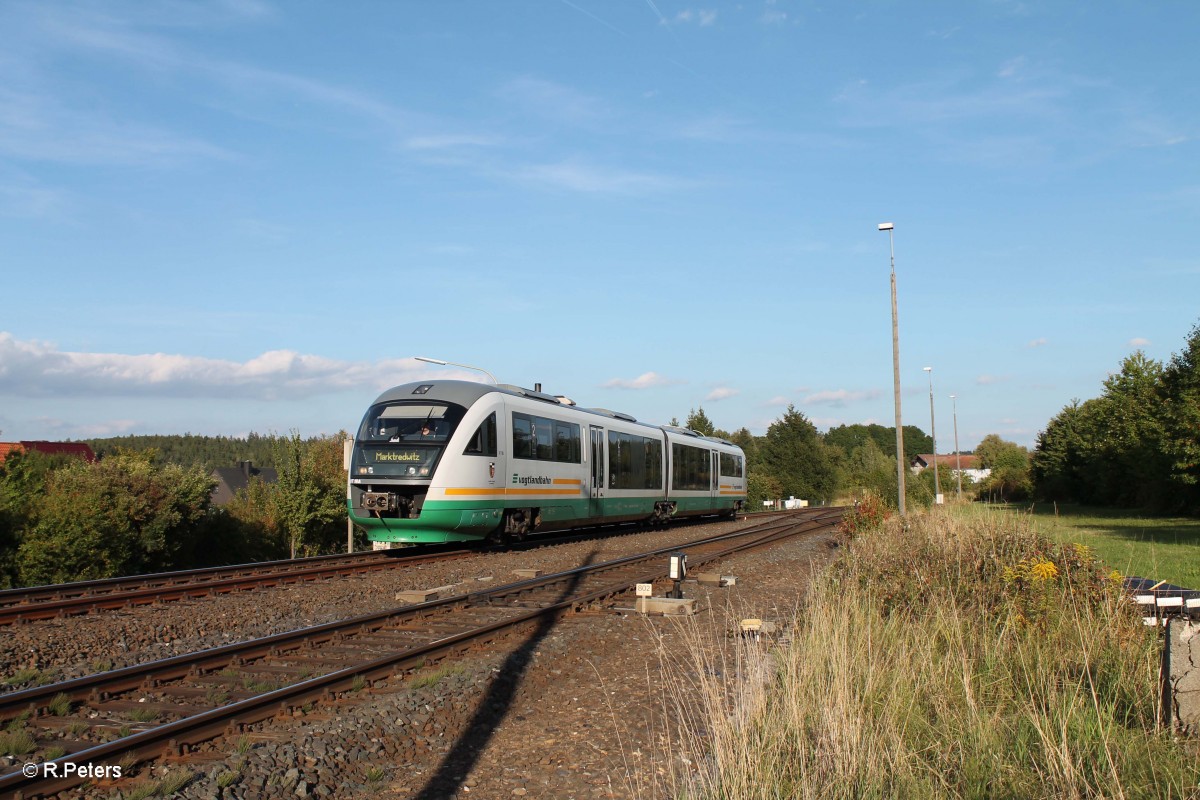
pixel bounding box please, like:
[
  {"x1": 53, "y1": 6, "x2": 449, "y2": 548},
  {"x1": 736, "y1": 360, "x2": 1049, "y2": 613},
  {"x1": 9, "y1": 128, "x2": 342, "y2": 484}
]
[{"x1": 668, "y1": 505, "x2": 1200, "y2": 799}]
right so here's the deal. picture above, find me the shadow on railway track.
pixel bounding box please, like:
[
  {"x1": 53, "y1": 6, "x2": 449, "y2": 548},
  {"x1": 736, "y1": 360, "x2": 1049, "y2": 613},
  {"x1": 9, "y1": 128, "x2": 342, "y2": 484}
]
[{"x1": 412, "y1": 549, "x2": 600, "y2": 800}]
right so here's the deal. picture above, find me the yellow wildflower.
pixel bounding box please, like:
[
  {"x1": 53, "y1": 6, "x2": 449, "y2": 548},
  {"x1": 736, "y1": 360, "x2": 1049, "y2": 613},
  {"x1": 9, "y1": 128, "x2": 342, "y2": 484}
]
[{"x1": 1030, "y1": 559, "x2": 1059, "y2": 582}]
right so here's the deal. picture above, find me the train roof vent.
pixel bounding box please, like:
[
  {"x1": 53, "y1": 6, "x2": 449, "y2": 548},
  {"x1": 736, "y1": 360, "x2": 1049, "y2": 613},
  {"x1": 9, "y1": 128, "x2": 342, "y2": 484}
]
[
  {"x1": 555, "y1": 396, "x2": 576, "y2": 406},
  {"x1": 588, "y1": 408, "x2": 637, "y2": 422},
  {"x1": 662, "y1": 425, "x2": 701, "y2": 437},
  {"x1": 497, "y1": 384, "x2": 562, "y2": 405},
  {"x1": 704, "y1": 436, "x2": 736, "y2": 447}
]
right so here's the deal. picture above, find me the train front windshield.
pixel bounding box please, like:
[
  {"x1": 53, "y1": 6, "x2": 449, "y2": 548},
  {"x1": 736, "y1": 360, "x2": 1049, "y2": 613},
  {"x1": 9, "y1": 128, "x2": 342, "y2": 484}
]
[{"x1": 352, "y1": 402, "x2": 466, "y2": 479}]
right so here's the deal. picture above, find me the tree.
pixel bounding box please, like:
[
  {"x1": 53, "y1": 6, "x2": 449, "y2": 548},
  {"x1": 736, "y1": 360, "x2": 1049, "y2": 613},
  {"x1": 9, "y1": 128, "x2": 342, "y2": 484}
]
[
  {"x1": 1159, "y1": 322, "x2": 1200, "y2": 512},
  {"x1": 841, "y1": 437, "x2": 901, "y2": 506},
  {"x1": 1031, "y1": 323, "x2": 1200, "y2": 513},
  {"x1": 1031, "y1": 400, "x2": 1090, "y2": 503},
  {"x1": 975, "y1": 435, "x2": 1031, "y2": 502},
  {"x1": 824, "y1": 423, "x2": 931, "y2": 462},
  {"x1": 759, "y1": 406, "x2": 839, "y2": 503},
  {"x1": 684, "y1": 408, "x2": 715, "y2": 437},
  {"x1": 746, "y1": 471, "x2": 783, "y2": 512},
  {"x1": 272, "y1": 431, "x2": 350, "y2": 558},
  {"x1": 16, "y1": 451, "x2": 215, "y2": 585}
]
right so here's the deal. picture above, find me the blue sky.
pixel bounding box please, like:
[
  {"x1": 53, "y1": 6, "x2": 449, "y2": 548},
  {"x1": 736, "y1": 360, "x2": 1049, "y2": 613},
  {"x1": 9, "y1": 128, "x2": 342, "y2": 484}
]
[{"x1": 1, "y1": 1, "x2": 1197, "y2": 451}]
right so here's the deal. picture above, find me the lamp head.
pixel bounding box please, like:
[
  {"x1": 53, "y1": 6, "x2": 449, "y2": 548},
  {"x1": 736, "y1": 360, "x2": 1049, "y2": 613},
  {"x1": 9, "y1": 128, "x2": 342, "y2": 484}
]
[
  {"x1": 923, "y1": 366, "x2": 932, "y2": 373},
  {"x1": 877, "y1": 222, "x2": 894, "y2": 231},
  {"x1": 414, "y1": 356, "x2": 448, "y2": 366}
]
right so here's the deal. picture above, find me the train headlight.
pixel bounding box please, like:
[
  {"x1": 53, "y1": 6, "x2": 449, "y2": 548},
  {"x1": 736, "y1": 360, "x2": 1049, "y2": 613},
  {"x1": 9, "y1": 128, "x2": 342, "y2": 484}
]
[{"x1": 362, "y1": 492, "x2": 399, "y2": 511}]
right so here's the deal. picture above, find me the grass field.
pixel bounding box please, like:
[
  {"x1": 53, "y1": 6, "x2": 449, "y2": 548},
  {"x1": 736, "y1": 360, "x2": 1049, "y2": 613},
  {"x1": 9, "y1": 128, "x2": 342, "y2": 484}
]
[
  {"x1": 999, "y1": 502, "x2": 1200, "y2": 590},
  {"x1": 656, "y1": 505, "x2": 1200, "y2": 799}
]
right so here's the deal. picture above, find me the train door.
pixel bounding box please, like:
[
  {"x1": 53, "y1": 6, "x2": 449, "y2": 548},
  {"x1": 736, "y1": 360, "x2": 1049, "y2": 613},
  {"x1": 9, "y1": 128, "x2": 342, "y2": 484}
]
[
  {"x1": 589, "y1": 425, "x2": 606, "y2": 518},
  {"x1": 711, "y1": 450, "x2": 719, "y2": 499}
]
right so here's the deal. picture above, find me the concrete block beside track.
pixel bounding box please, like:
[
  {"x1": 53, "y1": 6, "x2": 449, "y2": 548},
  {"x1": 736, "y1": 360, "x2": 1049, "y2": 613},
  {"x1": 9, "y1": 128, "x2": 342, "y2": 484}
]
[
  {"x1": 635, "y1": 597, "x2": 696, "y2": 615},
  {"x1": 1165, "y1": 618, "x2": 1200, "y2": 734}
]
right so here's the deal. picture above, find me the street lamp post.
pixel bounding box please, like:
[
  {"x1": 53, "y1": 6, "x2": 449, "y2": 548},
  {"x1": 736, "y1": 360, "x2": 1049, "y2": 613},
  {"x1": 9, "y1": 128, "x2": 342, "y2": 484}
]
[
  {"x1": 950, "y1": 394, "x2": 962, "y2": 501},
  {"x1": 878, "y1": 222, "x2": 906, "y2": 516},
  {"x1": 924, "y1": 366, "x2": 940, "y2": 505},
  {"x1": 414, "y1": 356, "x2": 499, "y2": 384}
]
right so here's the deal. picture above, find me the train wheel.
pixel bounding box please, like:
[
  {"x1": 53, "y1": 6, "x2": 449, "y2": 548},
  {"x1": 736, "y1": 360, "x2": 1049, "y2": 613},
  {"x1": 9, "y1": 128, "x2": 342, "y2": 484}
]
[{"x1": 503, "y1": 509, "x2": 529, "y2": 542}]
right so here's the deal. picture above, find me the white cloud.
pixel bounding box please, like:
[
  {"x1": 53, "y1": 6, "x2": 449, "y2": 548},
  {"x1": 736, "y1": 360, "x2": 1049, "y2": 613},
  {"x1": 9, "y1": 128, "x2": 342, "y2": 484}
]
[
  {"x1": 0, "y1": 332, "x2": 454, "y2": 400},
  {"x1": 997, "y1": 56, "x2": 1027, "y2": 79},
  {"x1": 1027, "y1": 337, "x2": 1048, "y2": 348},
  {"x1": 665, "y1": 9, "x2": 718, "y2": 26},
  {"x1": 0, "y1": 178, "x2": 64, "y2": 219},
  {"x1": 762, "y1": 396, "x2": 791, "y2": 406},
  {"x1": 32, "y1": 415, "x2": 140, "y2": 438},
  {"x1": 403, "y1": 134, "x2": 501, "y2": 151},
  {"x1": 1128, "y1": 337, "x2": 1151, "y2": 347},
  {"x1": 802, "y1": 388, "x2": 881, "y2": 407},
  {"x1": 506, "y1": 159, "x2": 680, "y2": 194},
  {"x1": 705, "y1": 386, "x2": 739, "y2": 401},
  {"x1": 497, "y1": 77, "x2": 610, "y2": 126},
  {"x1": 976, "y1": 374, "x2": 1010, "y2": 385},
  {"x1": 0, "y1": 86, "x2": 236, "y2": 167},
  {"x1": 761, "y1": 0, "x2": 787, "y2": 25},
  {"x1": 601, "y1": 372, "x2": 680, "y2": 390}
]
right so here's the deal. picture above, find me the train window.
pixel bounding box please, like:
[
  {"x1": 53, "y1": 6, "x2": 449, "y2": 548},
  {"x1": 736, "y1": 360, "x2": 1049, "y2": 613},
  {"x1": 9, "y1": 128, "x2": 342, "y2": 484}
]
[
  {"x1": 671, "y1": 442, "x2": 711, "y2": 491},
  {"x1": 719, "y1": 452, "x2": 744, "y2": 477},
  {"x1": 608, "y1": 431, "x2": 662, "y2": 489},
  {"x1": 534, "y1": 417, "x2": 553, "y2": 460},
  {"x1": 358, "y1": 402, "x2": 462, "y2": 444},
  {"x1": 554, "y1": 421, "x2": 581, "y2": 463},
  {"x1": 512, "y1": 413, "x2": 534, "y2": 459},
  {"x1": 464, "y1": 412, "x2": 497, "y2": 457},
  {"x1": 646, "y1": 439, "x2": 663, "y2": 488},
  {"x1": 513, "y1": 412, "x2": 580, "y2": 463}
]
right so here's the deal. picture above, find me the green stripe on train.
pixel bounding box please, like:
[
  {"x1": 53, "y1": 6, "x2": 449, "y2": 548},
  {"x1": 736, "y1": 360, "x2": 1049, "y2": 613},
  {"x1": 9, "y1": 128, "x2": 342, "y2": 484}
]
[{"x1": 348, "y1": 495, "x2": 742, "y2": 544}]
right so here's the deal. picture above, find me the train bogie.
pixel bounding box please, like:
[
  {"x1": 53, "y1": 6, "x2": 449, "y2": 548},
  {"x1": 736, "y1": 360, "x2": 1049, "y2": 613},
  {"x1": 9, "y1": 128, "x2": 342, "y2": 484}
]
[{"x1": 348, "y1": 380, "x2": 746, "y2": 544}]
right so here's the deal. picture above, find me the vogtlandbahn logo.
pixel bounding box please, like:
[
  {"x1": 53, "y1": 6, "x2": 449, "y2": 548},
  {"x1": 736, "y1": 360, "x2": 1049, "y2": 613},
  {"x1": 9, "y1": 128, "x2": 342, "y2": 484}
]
[{"x1": 511, "y1": 475, "x2": 553, "y2": 486}]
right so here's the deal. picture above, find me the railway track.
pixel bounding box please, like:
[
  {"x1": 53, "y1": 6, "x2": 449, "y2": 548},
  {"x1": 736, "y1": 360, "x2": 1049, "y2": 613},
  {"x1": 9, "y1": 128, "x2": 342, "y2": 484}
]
[
  {"x1": 0, "y1": 507, "x2": 844, "y2": 798},
  {"x1": 0, "y1": 547, "x2": 475, "y2": 626},
  {"x1": 0, "y1": 512, "x2": 797, "y2": 627}
]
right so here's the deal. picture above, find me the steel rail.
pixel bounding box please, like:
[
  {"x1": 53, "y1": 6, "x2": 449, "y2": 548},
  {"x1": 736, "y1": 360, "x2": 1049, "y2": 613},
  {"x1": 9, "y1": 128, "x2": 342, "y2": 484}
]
[
  {"x1": 0, "y1": 549, "x2": 399, "y2": 604},
  {"x1": 0, "y1": 547, "x2": 474, "y2": 626},
  {"x1": 0, "y1": 508, "x2": 843, "y2": 798},
  {"x1": 0, "y1": 509, "x2": 782, "y2": 625},
  {"x1": 0, "y1": 511, "x2": 828, "y2": 717}
]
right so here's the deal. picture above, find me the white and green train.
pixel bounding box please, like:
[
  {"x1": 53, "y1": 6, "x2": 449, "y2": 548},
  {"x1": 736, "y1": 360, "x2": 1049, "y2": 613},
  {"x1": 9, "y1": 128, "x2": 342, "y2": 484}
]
[{"x1": 349, "y1": 380, "x2": 747, "y2": 544}]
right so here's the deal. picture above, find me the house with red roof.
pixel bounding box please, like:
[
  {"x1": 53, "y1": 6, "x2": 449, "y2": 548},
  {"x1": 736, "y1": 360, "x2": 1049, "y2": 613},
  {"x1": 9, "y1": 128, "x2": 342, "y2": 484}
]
[
  {"x1": 0, "y1": 441, "x2": 97, "y2": 464},
  {"x1": 911, "y1": 453, "x2": 990, "y2": 483}
]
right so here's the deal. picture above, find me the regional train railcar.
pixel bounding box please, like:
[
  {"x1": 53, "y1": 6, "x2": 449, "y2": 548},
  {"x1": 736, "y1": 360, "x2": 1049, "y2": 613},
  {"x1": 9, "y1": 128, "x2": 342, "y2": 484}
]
[
  {"x1": 662, "y1": 426, "x2": 747, "y2": 519},
  {"x1": 348, "y1": 380, "x2": 746, "y2": 545}
]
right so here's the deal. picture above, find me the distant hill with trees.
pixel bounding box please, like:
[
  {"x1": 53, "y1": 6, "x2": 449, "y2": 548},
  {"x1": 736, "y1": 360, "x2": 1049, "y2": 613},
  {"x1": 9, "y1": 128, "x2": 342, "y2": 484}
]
[{"x1": 79, "y1": 433, "x2": 282, "y2": 471}]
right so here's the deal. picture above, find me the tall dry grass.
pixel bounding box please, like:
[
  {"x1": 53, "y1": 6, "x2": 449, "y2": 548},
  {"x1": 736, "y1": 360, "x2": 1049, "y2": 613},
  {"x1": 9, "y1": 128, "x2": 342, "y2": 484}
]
[{"x1": 653, "y1": 505, "x2": 1200, "y2": 800}]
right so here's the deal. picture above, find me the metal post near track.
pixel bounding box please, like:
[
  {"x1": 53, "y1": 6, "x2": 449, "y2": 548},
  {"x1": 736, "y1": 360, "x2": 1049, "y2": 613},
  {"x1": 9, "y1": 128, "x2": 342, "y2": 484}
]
[
  {"x1": 924, "y1": 366, "x2": 941, "y2": 505},
  {"x1": 344, "y1": 437, "x2": 355, "y2": 553},
  {"x1": 878, "y1": 222, "x2": 906, "y2": 516}
]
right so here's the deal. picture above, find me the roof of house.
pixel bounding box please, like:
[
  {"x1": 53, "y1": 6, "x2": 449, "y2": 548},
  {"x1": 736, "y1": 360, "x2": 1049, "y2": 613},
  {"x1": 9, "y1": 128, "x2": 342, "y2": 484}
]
[
  {"x1": 912, "y1": 453, "x2": 981, "y2": 470},
  {"x1": 0, "y1": 441, "x2": 97, "y2": 464},
  {"x1": 210, "y1": 461, "x2": 279, "y2": 505}
]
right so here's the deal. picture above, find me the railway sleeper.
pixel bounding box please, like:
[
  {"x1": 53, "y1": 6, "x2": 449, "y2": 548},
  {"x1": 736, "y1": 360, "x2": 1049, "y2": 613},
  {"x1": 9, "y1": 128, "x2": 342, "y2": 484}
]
[
  {"x1": 154, "y1": 685, "x2": 272, "y2": 702},
  {"x1": 94, "y1": 698, "x2": 194, "y2": 717},
  {"x1": 16, "y1": 733, "x2": 95, "y2": 756}
]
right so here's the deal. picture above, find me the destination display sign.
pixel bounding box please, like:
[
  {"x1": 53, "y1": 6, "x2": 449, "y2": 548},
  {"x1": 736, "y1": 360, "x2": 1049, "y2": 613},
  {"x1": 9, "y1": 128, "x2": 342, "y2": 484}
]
[{"x1": 374, "y1": 450, "x2": 424, "y2": 463}]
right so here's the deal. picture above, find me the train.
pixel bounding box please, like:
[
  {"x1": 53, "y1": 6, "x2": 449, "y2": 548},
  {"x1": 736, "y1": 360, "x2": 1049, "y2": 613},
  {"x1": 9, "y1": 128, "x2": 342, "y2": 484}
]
[{"x1": 347, "y1": 380, "x2": 747, "y2": 544}]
